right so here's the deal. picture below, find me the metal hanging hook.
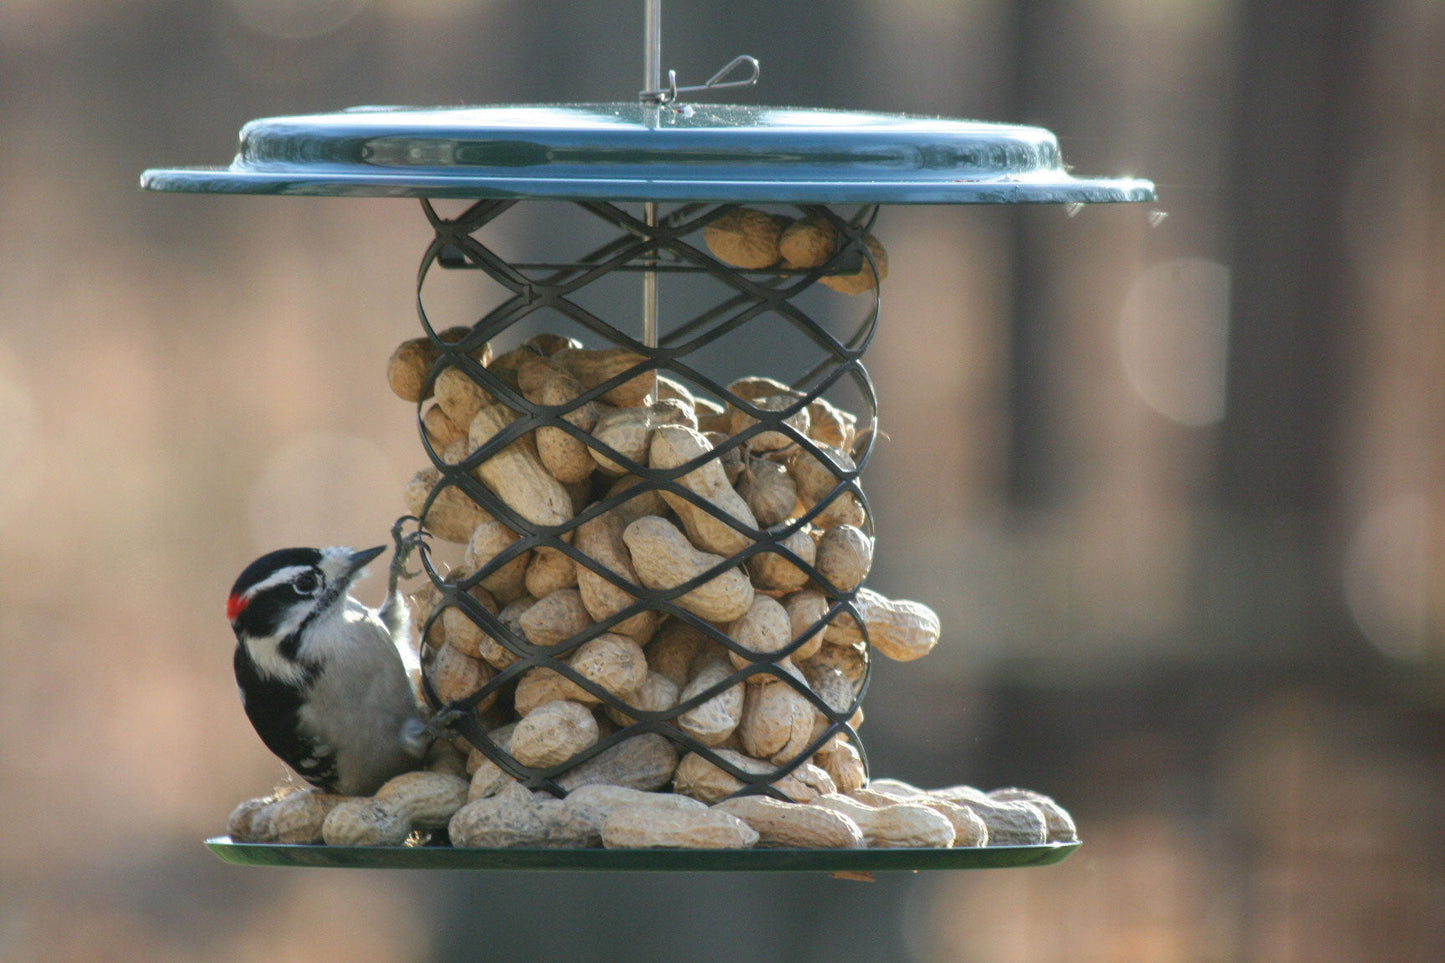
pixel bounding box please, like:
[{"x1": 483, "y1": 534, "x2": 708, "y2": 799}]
[{"x1": 640, "y1": 54, "x2": 761, "y2": 107}]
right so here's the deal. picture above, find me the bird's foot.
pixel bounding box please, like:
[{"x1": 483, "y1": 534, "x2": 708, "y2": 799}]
[
  {"x1": 387, "y1": 515, "x2": 429, "y2": 594},
  {"x1": 420, "y1": 705, "x2": 467, "y2": 742}
]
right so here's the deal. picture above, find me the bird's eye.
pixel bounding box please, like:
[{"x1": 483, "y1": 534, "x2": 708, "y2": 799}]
[{"x1": 293, "y1": 572, "x2": 320, "y2": 595}]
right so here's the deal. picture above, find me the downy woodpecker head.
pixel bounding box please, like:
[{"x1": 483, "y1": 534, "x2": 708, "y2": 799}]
[{"x1": 227, "y1": 545, "x2": 384, "y2": 653}]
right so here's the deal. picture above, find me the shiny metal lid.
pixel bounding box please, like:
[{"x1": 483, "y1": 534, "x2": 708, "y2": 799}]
[{"x1": 141, "y1": 103, "x2": 1154, "y2": 205}]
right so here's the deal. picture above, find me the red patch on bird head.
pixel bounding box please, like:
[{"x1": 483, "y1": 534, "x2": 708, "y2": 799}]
[{"x1": 226, "y1": 592, "x2": 249, "y2": 622}]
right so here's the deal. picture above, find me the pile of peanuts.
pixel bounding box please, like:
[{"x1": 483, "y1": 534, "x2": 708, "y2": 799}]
[
  {"x1": 226, "y1": 214, "x2": 1077, "y2": 850},
  {"x1": 230, "y1": 773, "x2": 1076, "y2": 850}
]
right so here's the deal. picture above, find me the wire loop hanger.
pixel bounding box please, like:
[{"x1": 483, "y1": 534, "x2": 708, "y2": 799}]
[{"x1": 640, "y1": 54, "x2": 760, "y2": 108}]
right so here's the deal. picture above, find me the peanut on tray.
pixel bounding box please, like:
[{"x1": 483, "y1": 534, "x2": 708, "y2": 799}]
[{"x1": 226, "y1": 325, "x2": 1076, "y2": 850}]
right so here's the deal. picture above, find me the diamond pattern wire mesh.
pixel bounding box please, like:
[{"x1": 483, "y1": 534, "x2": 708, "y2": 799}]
[{"x1": 408, "y1": 197, "x2": 883, "y2": 800}]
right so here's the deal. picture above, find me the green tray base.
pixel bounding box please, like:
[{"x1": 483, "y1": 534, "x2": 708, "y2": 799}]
[{"x1": 205, "y1": 836, "x2": 1079, "y2": 872}]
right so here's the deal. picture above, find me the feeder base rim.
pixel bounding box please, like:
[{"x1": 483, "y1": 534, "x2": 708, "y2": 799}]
[{"x1": 204, "y1": 836, "x2": 1079, "y2": 871}]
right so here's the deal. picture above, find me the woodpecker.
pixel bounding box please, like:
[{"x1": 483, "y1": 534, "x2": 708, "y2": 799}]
[{"x1": 226, "y1": 520, "x2": 440, "y2": 796}]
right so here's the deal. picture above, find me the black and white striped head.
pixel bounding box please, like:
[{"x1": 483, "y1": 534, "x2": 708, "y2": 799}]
[{"x1": 226, "y1": 545, "x2": 383, "y2": 642}]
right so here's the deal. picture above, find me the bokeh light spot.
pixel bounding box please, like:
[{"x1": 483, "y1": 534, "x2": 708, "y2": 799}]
[
  {"x1": 1344, "y1": 494, "x2": 1436, "y2": 663},
  {"x1": 1118, "y1": 257, "x2": 1231, "y2": 427}
]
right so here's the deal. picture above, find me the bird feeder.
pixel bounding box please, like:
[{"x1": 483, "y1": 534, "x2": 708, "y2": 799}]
[{"x1": 143, "y1": 3, "x2": 1153, "y2": 872}]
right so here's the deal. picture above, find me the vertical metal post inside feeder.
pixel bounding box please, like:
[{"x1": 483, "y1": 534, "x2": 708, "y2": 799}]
[{"x1": 641, "y1": 0, "x2": 662, "y2": 352}]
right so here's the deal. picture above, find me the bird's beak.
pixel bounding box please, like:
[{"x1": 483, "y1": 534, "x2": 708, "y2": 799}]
[{"x1": 345, "y1": 545, "x2": 387, "y2": 579}]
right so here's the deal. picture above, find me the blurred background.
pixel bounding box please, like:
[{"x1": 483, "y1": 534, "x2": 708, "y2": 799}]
[{"x1": 1, "y1": 0, "x2": 1441, "y2": 960}]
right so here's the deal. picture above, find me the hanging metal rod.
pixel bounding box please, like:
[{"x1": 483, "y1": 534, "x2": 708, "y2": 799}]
[{"x1": 636, "y1": 1, "x2": 759, "y2": 357}]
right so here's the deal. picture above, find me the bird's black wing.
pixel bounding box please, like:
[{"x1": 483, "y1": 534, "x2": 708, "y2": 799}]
[{"x1": 233, "y1": 644, "x2": 339, "y2": 792}]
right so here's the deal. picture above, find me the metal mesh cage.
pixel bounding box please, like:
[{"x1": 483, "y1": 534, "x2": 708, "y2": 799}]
[{"x1": 406, "y1": 197, "x2": 883, "y2": 800}]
